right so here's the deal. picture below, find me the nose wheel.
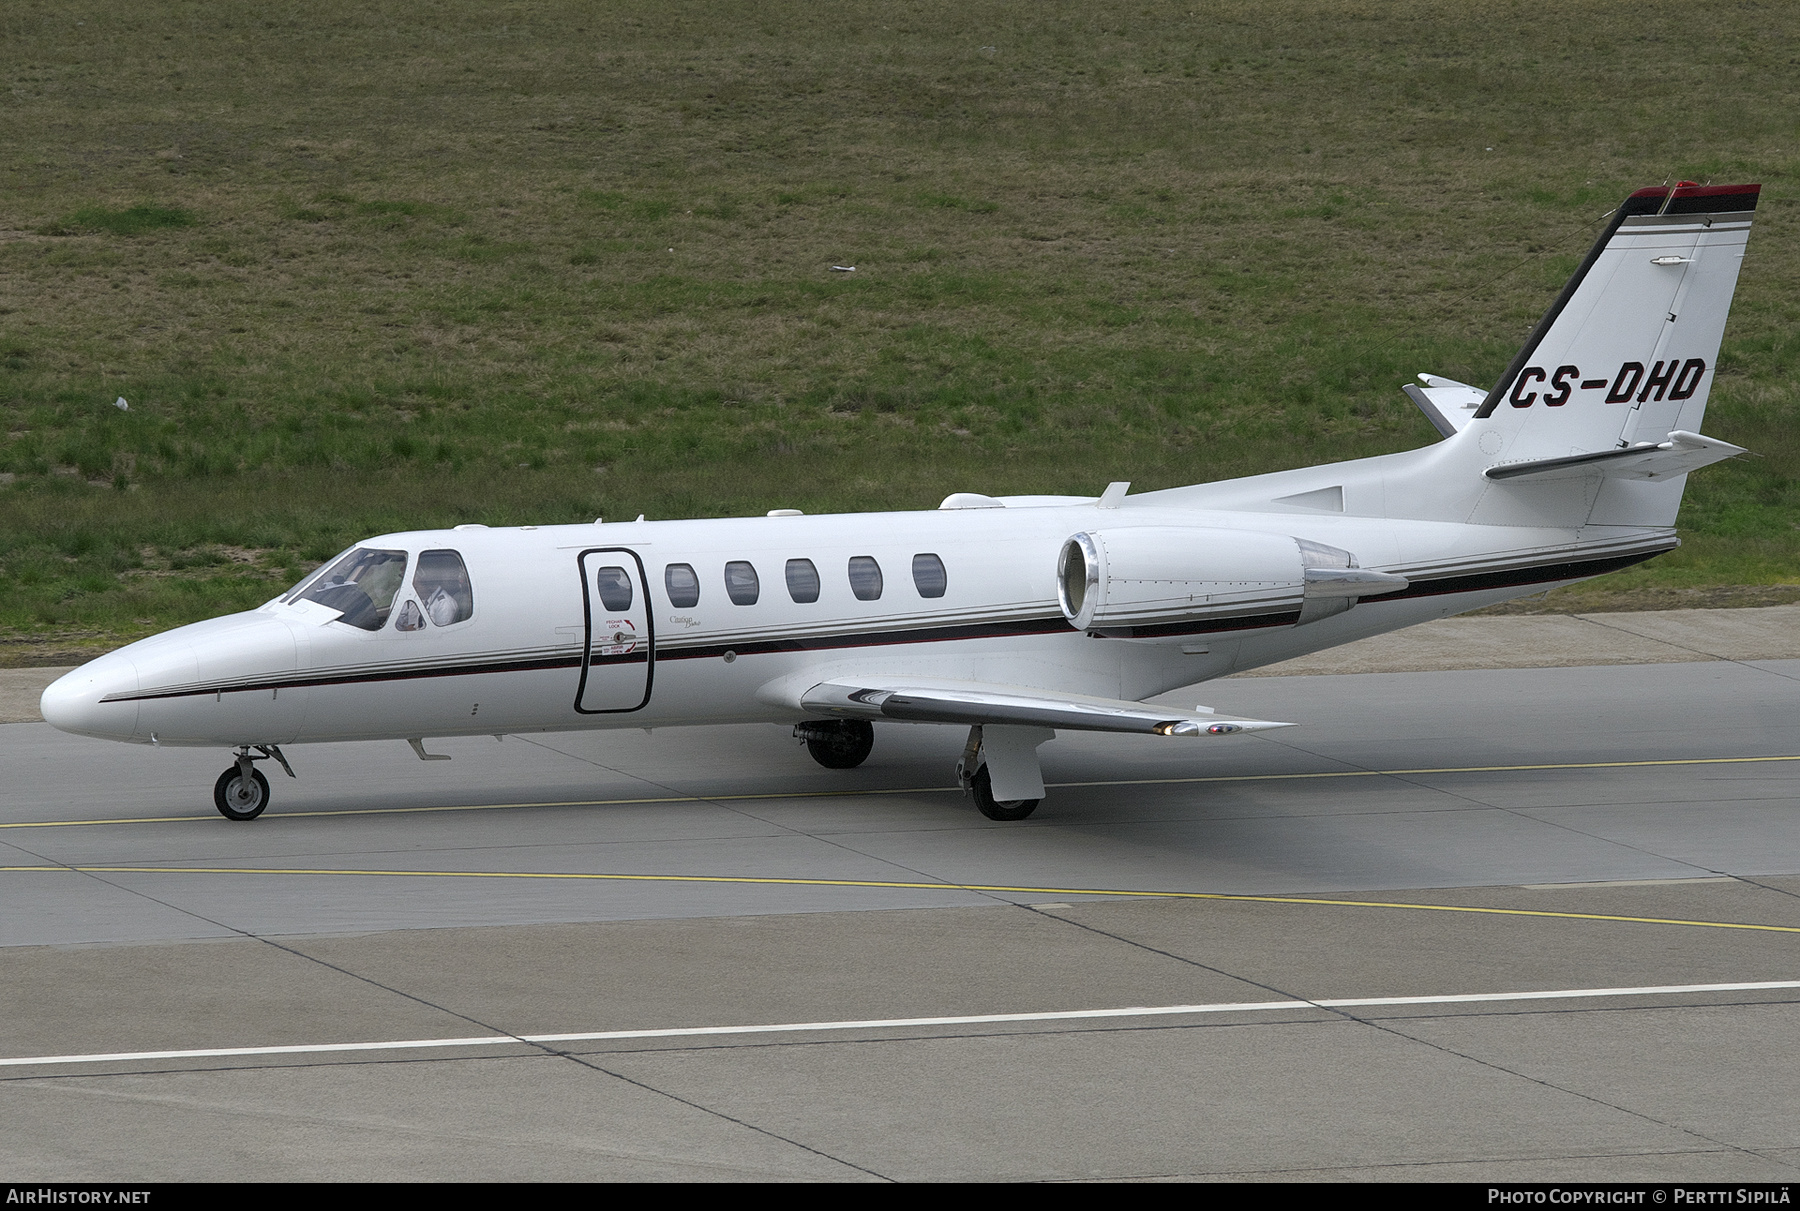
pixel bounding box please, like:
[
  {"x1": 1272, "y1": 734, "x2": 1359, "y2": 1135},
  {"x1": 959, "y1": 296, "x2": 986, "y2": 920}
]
[
  {"x1": 212, "y1": 744, "x2": 294, "y2": 820},
  {"x1": 214, "y1": 765, "x2": 271, "y2": 820}
]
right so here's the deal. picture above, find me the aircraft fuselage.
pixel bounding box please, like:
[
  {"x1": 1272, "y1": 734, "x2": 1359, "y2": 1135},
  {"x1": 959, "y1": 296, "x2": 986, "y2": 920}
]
[{"x1": 40, "y1": 501, "x2": 1667, "y2": 749}]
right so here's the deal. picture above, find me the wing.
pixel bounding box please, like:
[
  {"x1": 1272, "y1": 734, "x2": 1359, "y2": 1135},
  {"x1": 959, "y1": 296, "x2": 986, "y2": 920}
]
[{"x1": 794, "y1": 677, "x2": 1291, "y2": 737}]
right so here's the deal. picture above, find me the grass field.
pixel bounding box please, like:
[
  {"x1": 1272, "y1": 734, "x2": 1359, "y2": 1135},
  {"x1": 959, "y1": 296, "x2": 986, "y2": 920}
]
[{"x1": 2, "y1": 0, "x2": 1798, "y2": 662}]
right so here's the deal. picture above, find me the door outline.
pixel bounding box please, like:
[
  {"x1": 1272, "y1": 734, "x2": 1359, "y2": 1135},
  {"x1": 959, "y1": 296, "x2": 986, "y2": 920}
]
[{"x1": 574, "y1": 547, "x2": 656, "y2": 714}]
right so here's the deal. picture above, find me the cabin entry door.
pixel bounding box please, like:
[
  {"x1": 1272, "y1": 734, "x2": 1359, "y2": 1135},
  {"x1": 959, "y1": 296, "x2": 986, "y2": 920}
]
[{"x1": 575, "y1": 548, "x2": 655, "y2": 714}]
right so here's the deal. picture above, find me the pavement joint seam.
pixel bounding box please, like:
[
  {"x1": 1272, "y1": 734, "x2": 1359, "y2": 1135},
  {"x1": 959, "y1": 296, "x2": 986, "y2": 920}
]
[
  {"x1": 512, "y1": 732, "x2": 979, "y2": 908},
  {"x1": 1024, "y1": 905, "x2": 1790, "y2": 1164},
  {"x1": 1084, "y1": 1144, "x2": 1771, "y2": 1182},
  {"x1": 1108, "y1": 728, "x2": 1747, "y2": 888},
  {"x1": 1, "y1": 833, "x2": 890, "y2": 1181},
  {"x1": 9, "y1": 1068, "x2": 861, "y2": 1181},
  {"x1": 1731, "y1": 876, "x2": 1800, "y2": 905},
  {"x1": 527, "y1": 1047, "x2": 893, "y2": 1182},
  {"x1": 1573, "y1": 613, "x2": 1800, "y2": 684},
  {"x1": 1361, "y1": 1013, "x2": 1800, "y2": 1171}
]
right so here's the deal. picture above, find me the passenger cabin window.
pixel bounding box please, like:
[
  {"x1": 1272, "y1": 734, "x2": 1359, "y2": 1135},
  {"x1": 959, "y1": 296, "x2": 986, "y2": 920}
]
[
  {"x1": 785, "y1": 558, "x2": 820, "y2": 604},
  {"x1": 299, "y1": 547, "x2": 408, "y2": 631},
  {"x1": 848, "y1": 556, "x2": 883, "y2": 601},
  {"x1": 413, "y1": 549, "x2": 474, "y2": 626},
  {"x1": 665, "y1": 563, "x2": 700, "y2": 608},
  {"x1": 725, "y1": 560, "x2": 760, "y2": 606},
  {"x1": 912, "y1": 553, "x2": 947, "y2": 598},
  {"x1": 595, "y1": 566, "x2": 634, "y2": 612}
]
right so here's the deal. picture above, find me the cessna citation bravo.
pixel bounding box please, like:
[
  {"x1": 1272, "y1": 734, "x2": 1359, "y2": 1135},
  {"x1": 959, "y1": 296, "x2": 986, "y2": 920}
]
[{"x1": 42, "y1": 182, "x2": 1762, "y2": 822}]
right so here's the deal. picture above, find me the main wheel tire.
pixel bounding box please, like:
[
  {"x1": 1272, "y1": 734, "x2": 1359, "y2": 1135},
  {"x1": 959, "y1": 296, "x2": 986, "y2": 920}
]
[
  {"x1": 971, "y1": 765, "x2": 1039, "y2": 821},
  {"x1": 804, "y1": 719, "x2": 874, "y2": 770},
  {"x1": 213, "y1": 766, "x2": 270, "y2": 821}
]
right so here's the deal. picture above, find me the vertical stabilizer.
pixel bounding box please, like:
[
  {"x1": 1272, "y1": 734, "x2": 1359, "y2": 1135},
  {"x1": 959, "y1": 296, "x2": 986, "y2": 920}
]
[{"x1": 1472, "y1": 184, "x2": 1757, "y2": 464}]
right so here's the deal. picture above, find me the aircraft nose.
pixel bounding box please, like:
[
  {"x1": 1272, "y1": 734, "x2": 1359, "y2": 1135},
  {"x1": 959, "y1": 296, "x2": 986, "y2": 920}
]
[{"x1": 40, "y1": 651, "x2": 142, "y2": 742}]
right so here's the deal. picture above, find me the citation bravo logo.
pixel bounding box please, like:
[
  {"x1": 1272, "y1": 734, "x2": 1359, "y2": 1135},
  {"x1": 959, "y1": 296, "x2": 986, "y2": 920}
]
[{"x1": 1490, "y1": 1192, "x2": 1791, "y2": 1206}]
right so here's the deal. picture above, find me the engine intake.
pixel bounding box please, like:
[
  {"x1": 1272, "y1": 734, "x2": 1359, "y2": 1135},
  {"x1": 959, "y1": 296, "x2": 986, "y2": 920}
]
[{"x1": 1056, "y1": 527, "x2": 1408, "y2": 636}]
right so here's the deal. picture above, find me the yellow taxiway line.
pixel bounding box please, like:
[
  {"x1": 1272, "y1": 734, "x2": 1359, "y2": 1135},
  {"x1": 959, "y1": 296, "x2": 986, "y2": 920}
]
[
  {"x1": 5, "y1": 863, "x2": 1800, "y2": 935},
  {"x1": 3, "y1": 753, "x2": 1797, "y2": 831}
]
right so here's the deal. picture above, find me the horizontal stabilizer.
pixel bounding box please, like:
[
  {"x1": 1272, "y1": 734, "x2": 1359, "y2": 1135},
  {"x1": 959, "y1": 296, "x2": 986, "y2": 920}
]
[
  {"x1": 1403, "y1": 374, "x2": 1487, "y2": 438},
  {"x1": 1484, "y1": 430, "x2": 1746, "y2": 483},
  {"x1": 798, "y1": 678, "x2": 1291, "y2": 737}
]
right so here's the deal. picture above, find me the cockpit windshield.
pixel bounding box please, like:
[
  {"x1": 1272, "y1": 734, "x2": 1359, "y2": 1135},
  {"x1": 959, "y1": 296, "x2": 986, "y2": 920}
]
[{"x1": 293, "y1": 547, "x2": 409, "y2": 631}]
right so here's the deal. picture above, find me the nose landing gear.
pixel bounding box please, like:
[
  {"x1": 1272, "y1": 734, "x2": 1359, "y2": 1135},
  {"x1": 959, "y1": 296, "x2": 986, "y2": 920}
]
[{"x1": 213, "y1": 745, "x2": 295, "y2": 821}]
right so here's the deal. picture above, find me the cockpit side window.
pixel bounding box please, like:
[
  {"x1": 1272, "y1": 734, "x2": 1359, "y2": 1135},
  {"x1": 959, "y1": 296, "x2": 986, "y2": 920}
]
[
  {"x1": 413, "y1": 549, "x2": 475, "y2": 626},
  {"x1": 300, "y1": 547, "x2": 409, "y2": 631}
]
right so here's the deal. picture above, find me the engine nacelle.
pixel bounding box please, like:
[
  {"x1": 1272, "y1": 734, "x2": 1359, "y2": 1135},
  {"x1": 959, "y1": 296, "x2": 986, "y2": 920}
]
[{"x1": 1056, "y1": 527, "x2": 1408, "y2": 636}]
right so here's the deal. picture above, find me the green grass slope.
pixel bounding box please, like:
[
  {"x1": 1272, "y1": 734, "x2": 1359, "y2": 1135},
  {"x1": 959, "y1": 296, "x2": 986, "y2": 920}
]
[{"x1": 2, "y1": 0, "x2": 1797, "y2": 660}]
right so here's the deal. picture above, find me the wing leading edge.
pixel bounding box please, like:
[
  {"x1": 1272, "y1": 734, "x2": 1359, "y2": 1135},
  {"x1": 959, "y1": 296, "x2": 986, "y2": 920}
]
[{"x1": 797, "y1": 678, "x2": 1291, "y2": 737}]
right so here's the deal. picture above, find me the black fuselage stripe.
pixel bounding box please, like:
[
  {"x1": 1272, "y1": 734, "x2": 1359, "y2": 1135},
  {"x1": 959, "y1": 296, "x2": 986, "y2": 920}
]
[
  {"x1": 1373, "y1": 547, "x2": 1668, "y2": 601},
  {"x1": 107, "y1": 547, "x2": 1671, "y2": 701},
  {"x1": 663, "y1": 615, "x2": 1074, "y2": 661}
]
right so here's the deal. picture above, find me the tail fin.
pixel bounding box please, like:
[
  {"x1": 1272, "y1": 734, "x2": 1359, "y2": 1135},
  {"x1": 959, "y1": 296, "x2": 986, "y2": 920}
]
[
  {"x1": 1466, "y1": 183, "x2": 1758, "y2": 526},
  {"x1": 1475, "y1": 183, "x2": 1756, "y2": 458}
]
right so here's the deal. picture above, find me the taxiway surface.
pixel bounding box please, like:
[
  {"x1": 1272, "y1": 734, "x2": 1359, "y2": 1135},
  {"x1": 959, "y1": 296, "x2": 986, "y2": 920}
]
[{"x1": 3, "y1": 656, "x2": 1799, "y2": 1180}]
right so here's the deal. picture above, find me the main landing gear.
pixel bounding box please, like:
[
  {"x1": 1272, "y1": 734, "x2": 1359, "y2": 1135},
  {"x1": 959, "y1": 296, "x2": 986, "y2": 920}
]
[
  {"x1": 957, "y1": 724, "x2": 1052, "y2": 822},
  {"x1": 213, "y1": 745, "x2": 295, "y2": 821},
  {"x1": 967, "y1": 765, "x2": 1038, "y2": 822},
  {"x1": 791, "y1": 720, "x2": 1052, "y2": 822},
  {"x1": 795, "y1": 719, "x2": 874, "y2": 769}
]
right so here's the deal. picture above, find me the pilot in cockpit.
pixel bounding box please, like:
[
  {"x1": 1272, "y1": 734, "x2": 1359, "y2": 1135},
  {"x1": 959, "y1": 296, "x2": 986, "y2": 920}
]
[
  {"x1": 293, "y1": 547, "x2": 472, "y2": 632},
  {"x1": 412, "y1": 549, "x2": 475, "y2": 627}
]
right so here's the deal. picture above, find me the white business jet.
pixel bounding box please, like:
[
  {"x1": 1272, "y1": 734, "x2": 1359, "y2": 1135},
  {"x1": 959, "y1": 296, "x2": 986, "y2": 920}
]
[{"x1": 41, "y1": 182, "x2": 1760, "y2": 822}]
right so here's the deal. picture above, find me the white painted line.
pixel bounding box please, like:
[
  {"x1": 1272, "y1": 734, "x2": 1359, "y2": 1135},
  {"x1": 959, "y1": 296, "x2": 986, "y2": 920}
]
[
  {"x1": 5, "y1": 980, "x2": 1797, "y2": 1070},
  {"x1": 1521, "y1": 877, "x2": 1735, "y2": 890},
  {"x1": 1312, "y1": 980, "x2": 1800, "y2": 1008}
]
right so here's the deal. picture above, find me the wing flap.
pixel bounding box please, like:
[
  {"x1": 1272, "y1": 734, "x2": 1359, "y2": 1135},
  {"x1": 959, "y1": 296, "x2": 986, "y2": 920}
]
[{"x1": 797, "y1": 678, "x2": 1291, "y2": 737}]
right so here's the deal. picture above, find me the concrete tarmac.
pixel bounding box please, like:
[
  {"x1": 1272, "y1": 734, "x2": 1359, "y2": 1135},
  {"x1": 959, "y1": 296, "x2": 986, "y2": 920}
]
[{"x1": 2, "y1": 647, "x2": 1799, "y2": 1179}]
